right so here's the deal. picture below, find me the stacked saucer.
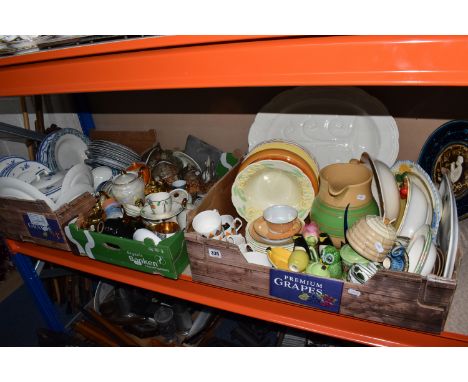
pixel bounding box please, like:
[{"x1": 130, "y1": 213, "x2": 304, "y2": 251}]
[
  {"x1": 85, "y1": 140, "x2": 141, "y2": 171},
  {"x1": 140, "y1": 202, "x2": 184, "y2": 223},
  {"x1": 246, "y1": 217, "x2": 304, "y2": 254}
]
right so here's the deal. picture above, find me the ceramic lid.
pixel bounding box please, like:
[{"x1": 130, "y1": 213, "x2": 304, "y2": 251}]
[
  {"x1": 365, "y1": 215, "x2": 397, "y2": 241},
  {"x1": 113, "y1": 172, "x2": 138, "y2": 185}
]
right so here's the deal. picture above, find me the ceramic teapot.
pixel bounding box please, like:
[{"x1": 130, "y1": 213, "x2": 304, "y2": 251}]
[
  {"x1": 310, "y1": 162, "x2": 379, "y2": 247},
  {"x1": 111, "y1": 171, "x2": 145, "y2": 205}
]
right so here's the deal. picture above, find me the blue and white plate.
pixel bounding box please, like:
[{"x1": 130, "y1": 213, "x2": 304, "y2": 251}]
[
  {"x1": 418, "y1": 120, "x2": 467, "y2": 220},
  {"x1": 0, "y1": 156, "x2": 26, "y2": 176},
  {"x1": 37, "y1": 128, "x2": 90, "y2": 171},
  {"x1": 4, "y1": 160, "x2": 50, "y2": 183}
]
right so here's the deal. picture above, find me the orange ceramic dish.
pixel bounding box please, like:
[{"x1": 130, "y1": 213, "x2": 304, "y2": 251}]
[
  {"x1": 126, "y1": 162, "x2": 151, "y2": 184},
  {"x1": 239, "y1": 148, "x2": 319, "y2": 194},
  {"x1": 247, "y1": 140, "x2": 320, "y2": 181}
]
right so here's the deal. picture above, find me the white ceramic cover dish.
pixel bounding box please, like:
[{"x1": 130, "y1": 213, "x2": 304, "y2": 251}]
[
  {"x1": 248, "y1": 87, "x2": 399, "y2": 169},
  {"x1": 439, "y1": 172, "x2": 459, "y2": 279},
  {"x1": 360, "y1": 152, "x2": 400, "y2": 222},
  {"x1": 231, "y1": 159, "x2": 314, "y2": 222},
  {"x1": 391, "y1": 160, "x2": 441, "y2": 242},
  {"x1": 396, "y1": 176, "x2": 428, "y2": 240},
  {"x1": 0, "y1": 177, "x2": 56, "y2": 210}
]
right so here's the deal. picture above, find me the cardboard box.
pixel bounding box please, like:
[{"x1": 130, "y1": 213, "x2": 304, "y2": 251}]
[
  {"x1": 66, "y1": 223, "x2": 189, "y2": 280},
  {"x1": 0, "y1": 192, "x2": 96, "y2": 251},
  {"x1": 184, "y1": 164, "x2": 463, "y2": 333}
]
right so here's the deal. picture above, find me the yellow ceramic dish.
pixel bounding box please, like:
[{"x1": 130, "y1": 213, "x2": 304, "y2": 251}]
[
  {"x1": 266, "y1": 247, "x2": 292, "y2": 270},
  {"x1": 239, "y1": 148, "x2": 319, "y2": 194},
  {"x1": 247, "y1": 140, "x2": 320, "y2": 181}
]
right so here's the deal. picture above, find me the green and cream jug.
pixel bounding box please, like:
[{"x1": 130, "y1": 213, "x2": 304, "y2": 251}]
[{"x1": 310, "y1": 162, "x2": 379, "y2": 247}]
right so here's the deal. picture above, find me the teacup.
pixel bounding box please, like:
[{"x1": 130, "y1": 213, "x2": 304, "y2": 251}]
[
  {"x1": 133, "y1": 228, "x2": 162, "y2": 246},
  {"x1": 171, "y1": 179, "x2": 187, "y2": 190},
  {"x1": 221, "y1": 215, "x2": 243, "y2": 236},
  {"x1": 145, "y1": 188, "x2": 188, "y2": 216},
  {"x1": 153, "y1": 221, "x2": 180, "y2": 240},
  {"x1": 146, "y1": 192, "x2": 173, "y2": 215},
  {"x1": 224, "y1": 234, "x2": 246, "y2": 245},
  {"x1": 263, "y1": 205, "x2": 298, "y2": 234},
  {"x1": 91, "y1": 166, "x2": 113, "y2": 191},
  {"x1": 192, "y1": 209, "x2": 222, "y2": 238}
]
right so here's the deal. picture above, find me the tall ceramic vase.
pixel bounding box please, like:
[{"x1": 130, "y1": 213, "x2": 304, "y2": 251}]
[{"x1": 310, "y1": 162, "x2": 379, "y2": 247}]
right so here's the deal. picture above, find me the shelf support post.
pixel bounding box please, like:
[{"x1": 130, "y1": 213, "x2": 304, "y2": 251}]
[{"x1": 10, "y1": 252, "x2": 65, "y2": 333}]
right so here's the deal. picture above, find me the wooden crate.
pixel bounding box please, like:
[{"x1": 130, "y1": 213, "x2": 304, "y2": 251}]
[
  {"x1": 0, "y1": 192, "x2": 96, "y2": 251},
  {"x1": 89, "y1": 129, "x2": 157, "y2": 155},
  {"x1": 184, "y1": 164, "x2": 463, "y2": 333}
]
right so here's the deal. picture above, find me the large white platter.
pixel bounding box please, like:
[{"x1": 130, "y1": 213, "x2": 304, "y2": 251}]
[{"x1": 248, "y1": 87, "x2": 399, "y2": 169}]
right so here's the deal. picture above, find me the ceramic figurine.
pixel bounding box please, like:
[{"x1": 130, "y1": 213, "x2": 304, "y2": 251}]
[
  {"x1": 320, "y1": 245, "x2": 343, "y2": 279},
  {"x1": 292, "y1": 234, "x2": 312, "y2": 260},
  {"x1": 305, "y1": 262, "x2": 331, "y2": 278},
  {"x1": 302, "y1": 221, "x2": 320, "y2": 262}
]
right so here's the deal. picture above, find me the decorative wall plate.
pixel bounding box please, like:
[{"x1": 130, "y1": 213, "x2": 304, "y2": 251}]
[{"x1": 418, "y1": 120, "x2": 467, "y2": 220}]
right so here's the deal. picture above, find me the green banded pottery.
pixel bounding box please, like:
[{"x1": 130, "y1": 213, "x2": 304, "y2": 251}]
[{"x1": 310, "y1": 197, "x2": 379, "y2": 247}]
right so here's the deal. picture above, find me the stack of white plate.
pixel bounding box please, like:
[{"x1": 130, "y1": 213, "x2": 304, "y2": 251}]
[
  {"x1": 36, "y1": 128, "x2": 90, "y2": 171},
  {"x1": 85, "y1": 140, "x2": 141, "y2": 171}
]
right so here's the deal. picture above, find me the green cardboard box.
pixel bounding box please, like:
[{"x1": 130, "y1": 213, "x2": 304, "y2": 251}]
[{"x1": 65, "y1": 223, "x2": 189, "y2": 279}]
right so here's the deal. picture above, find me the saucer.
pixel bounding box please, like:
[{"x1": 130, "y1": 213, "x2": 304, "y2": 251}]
[
  {"x1": 247, "y1": 221, "x2": 295, "y2": 246},
  {"x1": 141, "y1": 202, "x2": 184, "y2": 221},
  {"x1": 253, "y1": 216, "x2": 302, "y2": 240}
]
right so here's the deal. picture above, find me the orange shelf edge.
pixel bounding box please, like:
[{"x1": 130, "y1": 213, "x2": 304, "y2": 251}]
[
  {"x1": 3, "y1": 36, "x2": 468, "y2": 96},
  {"x1": 6, "y1": 239, "x2": 468, "y2": 347}
]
